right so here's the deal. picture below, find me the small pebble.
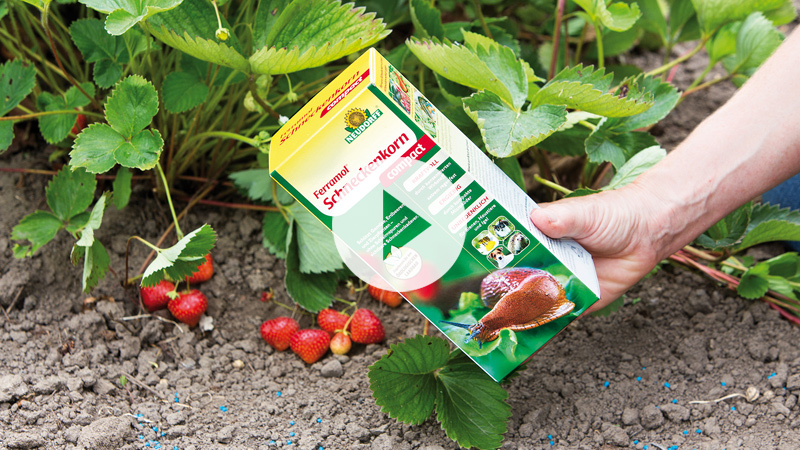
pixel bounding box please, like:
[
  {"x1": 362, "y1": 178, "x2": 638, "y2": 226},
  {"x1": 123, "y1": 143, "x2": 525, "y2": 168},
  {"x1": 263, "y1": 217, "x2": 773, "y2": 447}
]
[
  {"x1": 232, "y1": 359, "x2": 245, "y2": 369},
  {"x1": 220, "y1": 406, "x2": 228, "y2": 412}
]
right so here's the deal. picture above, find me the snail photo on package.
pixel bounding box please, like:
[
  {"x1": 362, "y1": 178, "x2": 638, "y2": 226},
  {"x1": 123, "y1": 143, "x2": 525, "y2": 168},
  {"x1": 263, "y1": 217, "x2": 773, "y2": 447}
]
[{"x1": 271, "y1": 49, "x2": 600, "y2": 381}]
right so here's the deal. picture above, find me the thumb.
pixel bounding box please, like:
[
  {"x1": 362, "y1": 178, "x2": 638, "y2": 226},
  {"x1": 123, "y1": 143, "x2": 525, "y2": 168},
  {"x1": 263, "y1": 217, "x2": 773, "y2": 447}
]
[{"x1": 530, "y1": 202, "x2": 586, "y2": 239}]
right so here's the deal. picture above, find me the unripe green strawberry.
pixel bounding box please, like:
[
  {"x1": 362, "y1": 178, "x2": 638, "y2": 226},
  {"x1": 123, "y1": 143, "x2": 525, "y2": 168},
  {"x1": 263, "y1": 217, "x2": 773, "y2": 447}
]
[
  {"x1": 350, "y1": 309, "x2": 385, "y2": 344},
  {"x1": 290, "y1": 329, "x2": 330, "y2": 364}
]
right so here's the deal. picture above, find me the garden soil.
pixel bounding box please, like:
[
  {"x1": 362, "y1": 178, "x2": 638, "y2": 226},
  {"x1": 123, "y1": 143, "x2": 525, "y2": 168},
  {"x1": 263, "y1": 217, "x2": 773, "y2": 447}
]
[{"x1": 3, "y1": 44, "x2": 800, "y2": 450}]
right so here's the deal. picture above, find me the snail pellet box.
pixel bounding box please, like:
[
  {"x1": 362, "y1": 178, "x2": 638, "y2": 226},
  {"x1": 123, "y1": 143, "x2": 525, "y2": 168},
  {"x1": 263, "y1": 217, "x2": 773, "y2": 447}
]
[{"x1": 270, "y1": 49, "x2": 600, "y2": 381}]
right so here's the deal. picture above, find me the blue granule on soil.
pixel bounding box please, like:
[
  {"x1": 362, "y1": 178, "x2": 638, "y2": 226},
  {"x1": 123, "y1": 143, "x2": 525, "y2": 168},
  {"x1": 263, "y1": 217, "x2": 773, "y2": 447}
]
[
  {"x1": 220, "y1": 406, "x2": 228, "y2": 412},
  {"x1": 664, "y1": 382, "x2": 671, "y2": 388},
  {"x1": 696, "y1": 429, "x2": 702, "y2": 434},
  {"x1": 277, "y1": 391, "x2": 282, "y2": 396},
  {"x1": 604, "y1": 381, "x2": 610, "y2": 388},
  {"x1": 731, "y1": 406, "x2": 736, "y2": 411},
  {"x1": 637, "y1": 377, "x2": 642, "y2": 381},
  {"x1": 317, "y1": 418, "x2": 322, "y2": 423},
  {"x1": 683, "y1": 430, "x2": 689, "y2": 435},
  {"x1": 721, "y1": 382, "x2": 726, "y2": 387},
  {"x1": 290, "y1": 432, "x2": 295, "y2": 437},
  {"x1": 672, "y1": 399, "x2": 677, "y2": 404},
  {"x1": 290, "y1": 420, "x2": 295, "y2": 425}
]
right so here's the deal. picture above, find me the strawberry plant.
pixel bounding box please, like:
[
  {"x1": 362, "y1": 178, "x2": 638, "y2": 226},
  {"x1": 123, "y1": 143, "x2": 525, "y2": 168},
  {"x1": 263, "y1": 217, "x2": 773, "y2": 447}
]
[{"x1": 3, "y1": 0, "x2": 800, "y2": 448}]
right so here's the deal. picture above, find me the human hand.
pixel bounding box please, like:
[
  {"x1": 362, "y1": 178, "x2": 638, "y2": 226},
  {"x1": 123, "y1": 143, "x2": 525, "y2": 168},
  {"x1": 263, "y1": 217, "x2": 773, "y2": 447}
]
[{"x1": 530, "y1": 182, "x2": 676, "y2": 312}]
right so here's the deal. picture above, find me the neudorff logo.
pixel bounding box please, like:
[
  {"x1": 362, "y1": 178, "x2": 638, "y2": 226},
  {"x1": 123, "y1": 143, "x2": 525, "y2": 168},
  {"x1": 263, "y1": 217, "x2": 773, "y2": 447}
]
[{"x1": 344, "y1": 108, "x2": 383, "y2": 143}]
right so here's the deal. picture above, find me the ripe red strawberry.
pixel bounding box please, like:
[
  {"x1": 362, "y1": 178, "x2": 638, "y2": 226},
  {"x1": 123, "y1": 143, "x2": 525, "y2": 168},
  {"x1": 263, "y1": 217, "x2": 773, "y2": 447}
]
[
  {"x1": 140, "y1": 280, "x2": 175, "y2": 312},
  {"x1": 260, "y1": 316, "x2": 300, "y2": 351},
  {"x1": 330, "y1": 332, "x2": 352, "y2": 355},
  {"x1": 289, "y1": 329, "x2": 331, "y2": 364},
  {"x1": 70, "y1": 112, "x2": 87, "y2": 135},
  {"x1": 368, "y1": 284, "x2": 403, "y2": 308},
  {"x1": 350, "y1": 309, "x2": 385, "y2": 344},
  {"x1": 317, "y1": 308, "x2": 349, "y2": 335},
  {"x1": 168, "y1": 289, "x2": 208, "y2": 327},
  {"x1": 186, "y1": 254, "x2": 214, "y2": 284}
]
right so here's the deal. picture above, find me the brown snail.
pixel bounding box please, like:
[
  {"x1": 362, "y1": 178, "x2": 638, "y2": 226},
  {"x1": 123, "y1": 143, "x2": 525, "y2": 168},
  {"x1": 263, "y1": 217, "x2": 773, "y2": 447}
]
[{"x1": 442, "y1": 268, "x2": 575, "y2": 347}]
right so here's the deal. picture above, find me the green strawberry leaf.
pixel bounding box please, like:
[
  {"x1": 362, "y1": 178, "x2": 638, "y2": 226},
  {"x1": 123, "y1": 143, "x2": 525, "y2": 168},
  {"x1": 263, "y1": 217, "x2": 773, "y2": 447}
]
[
  {"x1": 763, "y1": 0, "x2": 797, "y2": 25},
  {"x1": 262, "y1": 210, "x2": 291, "y2": 259},
  {"x1": 37, "y1": 82, "x2": 96, "y2": 144},
  {"x1": 585, "y1": 120, "x2": 659, "y2": 169},
  {"x1": 75, "y1": 194, "x2": 108, "y2": 248},
  {"x1": 284, "y1": 226, "x2": 337, "y2": 312},
  {"x1": 253, "y1": 0, "x2": 292, "y2": 49},
  {"x1": 162, "y1": 71, "x2": 208, "y2": 113},
  {"x1": 529, "y1": 65, "x2": 654, "y2": 117},
  {"x1": 112, "y1": 167, "x2": 132, "y2": 209},
  {"x1": 435, "y1": 350, "x2": 511, "y2": 450},
  {"x1": 229, "y1": 168, "x2": 293, "y2": 204},
  {"x1": 69, "y1": 18, "x2": 129, "y2": 88},
  {"x1": 409, "y1": 0, "x2": 445, "y2": 39},
  {"x1": 637, "y1": 0, "x2": 668, "y2": 42},
  {"x1": 72, "y1": 239, "x2": 110, "y2": 293},
  {"x1": 722, "y1": 12, "x2": 783, "y2": 78},
  {"x1": 285, "y1": 202, "x2": 342, "y2": 274},
  {"x1": 734, "y1": 203, "x2": 800, "y2": 251},
  {"x1": 707, "y1": 22, "x2": 739, "y2": 64},
  {"x1": 46, "y1": 166, "x2": 97, "y2": 222},
  {"x1": 1, "y1": 59, "x2": 37, "y2": 116},
  {"x1": 603, "y1": 76, "x2": 680, "y2": 132},
  {"x1": 0, "y1": 0, "x2": 8, "y2": 19},
  {"x1": 79, "y1": 0, "x2": 184, "y2": 35},
  {"x1": 690, "y1": 0, "x2": 787, "y2": 35},
  {"x1": 70, "y1": 124, "x2": 164, "y2": 173},
  {"x1": 463, "y1": 90, "x2": 567, "y2": 158},
  {"x1": 249, "y1": 0, "x2": 389, "y2": 75},
  {"x1": 738, "y1": 263, "x2": 770, "y2": 299},
  {"x1": 407, "y1": 33, "x2": 528, "y2": 109},
  {"x1": 574, "y1": 0, "x2": 642, "y2": 31},
  {"x1": 0, "y1": 121, "x2": 12, "y2": 153},
  {"x1": 368, "y1": 335, "x2": 450, "y2": 425},
  {"x1": 11, "y1": 211, "x2": 64, "y2": 257},
  {"x1": 695, "y1": 202, "x2": 752, "y2": 250},
  {"x1": 141, "y1": 224, "x2": 217, "y2": 287},
  {"x1": 105, "y1": 75, "x2": 159, "y2": 139},
  {"x1": 602, "y1": 145, "x2": 666, "y2": 191}
]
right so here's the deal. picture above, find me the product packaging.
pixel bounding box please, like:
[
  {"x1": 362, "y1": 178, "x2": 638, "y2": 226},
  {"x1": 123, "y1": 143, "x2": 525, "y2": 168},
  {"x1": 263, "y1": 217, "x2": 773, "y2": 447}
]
[{"x1": 270, "y1": 49, "x2": 600, "y2": 381}]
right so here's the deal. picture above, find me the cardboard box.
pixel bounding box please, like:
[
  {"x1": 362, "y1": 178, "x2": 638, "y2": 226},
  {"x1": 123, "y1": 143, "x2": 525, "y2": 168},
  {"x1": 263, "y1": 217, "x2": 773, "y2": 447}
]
[{"x1": 270, "y1": 49, "x2": 600, "y2": 381}]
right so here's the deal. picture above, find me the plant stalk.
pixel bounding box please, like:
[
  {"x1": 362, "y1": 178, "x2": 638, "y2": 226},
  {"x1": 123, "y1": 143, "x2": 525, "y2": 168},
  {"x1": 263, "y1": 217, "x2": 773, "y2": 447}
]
[
  {"x1": 644, "y1": 38, "x2": 708, "y2": 78},
  {"x1": 156, "y1": 162, "x2": 183, "y2": 240},
  {"x1": 533, "y1": 174, "x2": 573, "y2": 195},
  {"x1": 549, "y1": 0, "x2": 566, "y2": 80}
]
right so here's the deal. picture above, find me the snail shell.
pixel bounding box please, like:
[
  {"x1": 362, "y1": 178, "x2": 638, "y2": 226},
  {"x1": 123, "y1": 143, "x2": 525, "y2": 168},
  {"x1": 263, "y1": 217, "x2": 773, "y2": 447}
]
[{"x1": 443, "y1": 268, "x2": 575, "y2": 345}]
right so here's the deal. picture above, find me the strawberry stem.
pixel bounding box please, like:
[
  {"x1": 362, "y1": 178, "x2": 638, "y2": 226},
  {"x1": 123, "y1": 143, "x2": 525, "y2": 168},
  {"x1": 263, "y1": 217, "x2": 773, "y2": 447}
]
[{"x1": 156, "y1": 162, "x2": 183, "y2": 240}]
